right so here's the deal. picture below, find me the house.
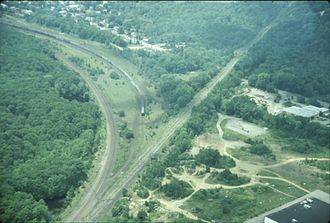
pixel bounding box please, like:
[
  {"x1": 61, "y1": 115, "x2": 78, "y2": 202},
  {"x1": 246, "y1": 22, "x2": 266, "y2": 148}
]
[{"x1": 264, "y1": 197, "x2": 329, "y2": 223}]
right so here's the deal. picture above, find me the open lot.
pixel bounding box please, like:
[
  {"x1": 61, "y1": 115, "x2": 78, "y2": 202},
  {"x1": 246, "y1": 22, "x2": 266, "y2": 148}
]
[{"x1": 226, "y1": 118, "x2": 267, "y2": 138}]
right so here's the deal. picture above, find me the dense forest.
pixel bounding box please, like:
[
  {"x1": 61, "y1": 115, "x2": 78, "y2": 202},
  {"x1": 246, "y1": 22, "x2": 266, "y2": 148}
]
[
  {"x1": 0, "y1": 25, "x2": 101, "y2": 222},
  {"x1": 4, "y1": 1, "x2": 287, "y2": 113},
  {"x1": 1, "y1": 1, "x2": 329, "y2": 222},
  {"x1": 237, "y1": 2, "x2": 330, "y2": 101}
]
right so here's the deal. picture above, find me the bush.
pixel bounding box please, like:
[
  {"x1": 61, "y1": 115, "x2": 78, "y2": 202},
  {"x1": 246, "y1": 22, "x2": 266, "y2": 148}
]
[
  {"x1": 195, "y1": 147, "x2": 235, "y2": 169},
  {"x1": 246, "y1": 140, "x2": 275, "y2": 160},
  {"x1": 210, "y1": 169, "x2": 250, "y2": 186},
  {"x1": 137, "y1": 187, "x2": 149, "y2": 199},
  {"x1": 118, "y1": 110, "x2": 125, "y2": 117},
  {"x1": 161, "y1": 178, "x2": 193, "y2": 199},
  {"x1": 110, "y1": 71, "x2": 121, "y2": 80}
]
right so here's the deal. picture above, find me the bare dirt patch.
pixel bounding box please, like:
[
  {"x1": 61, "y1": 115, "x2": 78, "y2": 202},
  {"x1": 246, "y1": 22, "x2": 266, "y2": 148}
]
[
  {"x1": 241, "y1": 86, "x2": 285, "y2": 115},
  {"x1": 226, "y1": 119, "x2": 267, "y2": 138}
]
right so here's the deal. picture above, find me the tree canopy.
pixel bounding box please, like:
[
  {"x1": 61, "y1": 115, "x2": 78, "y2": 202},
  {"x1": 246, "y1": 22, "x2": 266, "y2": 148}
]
[{"x1": 0, "y1": 25, "x2": 101, "y2": 222}]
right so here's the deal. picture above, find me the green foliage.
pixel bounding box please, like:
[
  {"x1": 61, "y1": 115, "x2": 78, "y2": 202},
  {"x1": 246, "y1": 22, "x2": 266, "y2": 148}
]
[
  {"x1": 69, "y1": 56, "x2": 84, "y2": 66},
  {"x1": 161, "y1": 178, "x2": 193, "y2": 199},
  {"x1": 195, "y1": 148, "x2": 235, "y2": 169},
  {"x1": 119, "y1": 122, "x2": 134, "y2": 140},
  {"x1": 225, "y1": 96, "x2": 266, "y2": 122},
  {"x1": 122, "y1": 188, "x2": 128, "y2": 197},
  {"x1": 0, "y1": 191, "x2": 48, "y2": 223},
  {"x1": 136, "y1": 186, "x2": 149, "y2": 199},
  {"x1": 0, "y1": 25, "x2": 101, "y2": 221},
  {"x1": 158, "y1": 77, "x2": 194, "y2": 111},
  {"x1": 110, "y1": 71, "x2": 121, "y2": 80},
  {"x1": 145, "y1": 200, "x2": 160, "y2": 213},
  {"x1": 88, "y1": 66, "x2": 104, "y2": 76},
  {"x1": 238, "y1": 2, "x2": 330, "y2": 100},
  {"x1": 248, "y1": 72, "x2": 275, "y2": 92},
  {"x1": 303, "y1": 159, "x2": 330, "y2": 172},
  {"x1": 281, "y1": 141, "x2": 317, "y2": 154},
  {"x1": 245, "y1": 139, "x2": 276, "y2": 160},
  {"x1": 268, "y1": 114, "x2": 329, "y2": 147},
  {"x1": 223, "y1": 95, "x2": 329, "y2": 148},
  {"x1": 112, "y1": 199, "x2": 129, "y2": 218},
  {"x1": 140, "y1": 161, "x2": 166, "y2": 190},
  {"x1": 118, "y1": 110, "x2": 126, "y2": 117},
  {"x1": 209, "y1": 169, "x2": 250, "y2": 186},
  {"x1": 137, "y1": 210, "x2": 147, "y2": 221},
  {"x1": 184, "y1": 186, "x2": 289, "y2": 223}
]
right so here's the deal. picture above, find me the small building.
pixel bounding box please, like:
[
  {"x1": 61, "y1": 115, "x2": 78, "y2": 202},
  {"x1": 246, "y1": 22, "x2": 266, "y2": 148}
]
[
  {"x1": 264, "y1": 197, "x2": 329, "y2": 223},
  {"x1": 282, "y1": 105, "x2": 329, "y2": 119},
  {"x1": 282, "y1": 106, "x2": 318, "y2": 119},
  {"x1": 304, "y1": 105, "x2": 329, "y2": 117}
]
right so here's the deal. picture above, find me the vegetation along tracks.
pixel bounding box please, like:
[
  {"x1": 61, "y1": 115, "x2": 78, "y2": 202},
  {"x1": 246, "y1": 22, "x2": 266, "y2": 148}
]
[
  {"x1": 2, "y1": 4, "x2": 292, "y2": 221},
  {"x1": 82, "y1": 5, "x2": 293, "y2": 222}
]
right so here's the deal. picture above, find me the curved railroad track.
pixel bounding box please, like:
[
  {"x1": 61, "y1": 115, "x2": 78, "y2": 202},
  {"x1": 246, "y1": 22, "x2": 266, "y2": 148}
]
[{"x1": 1, "y1": 4, "x2": 292, "y2": 221}]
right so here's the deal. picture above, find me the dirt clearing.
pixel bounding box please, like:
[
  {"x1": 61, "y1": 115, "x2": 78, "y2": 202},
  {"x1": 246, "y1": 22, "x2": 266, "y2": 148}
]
[{"x1": 226, "y1": 118, "x2": 267, "y2": 138}]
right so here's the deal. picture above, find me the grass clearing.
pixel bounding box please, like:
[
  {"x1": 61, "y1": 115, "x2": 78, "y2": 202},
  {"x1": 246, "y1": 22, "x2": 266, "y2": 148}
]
[
  {"x1": 267, "y1": 162, "x2": 330, "y2": 193},
  {"x1": 259, "y1": 178, "x2": 307, "y2": 198},
  {"x1": 182, "y1": 185, "x2": 293, "y2": 223},
  {"x1": 228, "y1": 147, "x2": 277, "y2": 165},
  {"x1": 257, "y1": 169, "x2": 278, "y2": 177},
  {"x1": 264, "y1": 131, "x2": 329, "y2": 159}
]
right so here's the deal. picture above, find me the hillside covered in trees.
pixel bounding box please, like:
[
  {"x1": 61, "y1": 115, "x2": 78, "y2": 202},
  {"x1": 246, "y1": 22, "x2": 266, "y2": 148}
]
[
  {"x1": 3, "y1": 1, "x2": 287, "y2": 113},
  {"x1": 237, "y1": 2, "x2": 330, "y2": 101},
  {"x1": 0, "y1": 25, "x2": 101, "y2": 222}
]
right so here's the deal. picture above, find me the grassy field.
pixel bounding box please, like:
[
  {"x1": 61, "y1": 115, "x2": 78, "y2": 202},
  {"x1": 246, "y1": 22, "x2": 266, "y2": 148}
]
[
  {"x1": 228, "y1": 147, "x2": 277, "y2": 165},
  {"x1": 266, "y1": 162, "x2": 330, "y2": 193},
  {"x1": 59, "y1": 45, "x2": 142, "y2": 170},
  {"x1": 263, "y1": 131, "x2": 330, "y2": 159},
  {"x1": 220, "y1": 119, "x2": 248, "y2": 141},
  {"x1": 182, "y1": 185, "x2": 293, "y2": 223},
  {"x1": 257, "y1": 169, "x2": 278, "y2": 177},
  {"x1": 259, "y1": 178, "x2": 307, "y2": 198}
]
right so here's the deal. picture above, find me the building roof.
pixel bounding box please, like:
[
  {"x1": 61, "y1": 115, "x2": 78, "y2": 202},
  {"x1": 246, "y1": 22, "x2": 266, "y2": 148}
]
[
  {"x1": 266, "y1": 197, "x2": 329, "y2": 223},
  {"x1": 282, "y1": 106, "x2": 318, "y2": 118},
  {"x1": 303, "y1": 105, "x2": 329, "y2": 113}
]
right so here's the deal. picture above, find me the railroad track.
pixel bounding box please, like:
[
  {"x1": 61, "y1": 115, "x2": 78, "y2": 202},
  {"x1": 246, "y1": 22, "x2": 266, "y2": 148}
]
[{"x1": 1, "y1": 5, "x2": 292, "y2": 220}]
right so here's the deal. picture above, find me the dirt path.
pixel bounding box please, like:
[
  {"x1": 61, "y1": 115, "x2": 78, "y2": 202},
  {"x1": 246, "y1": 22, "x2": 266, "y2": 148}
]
[
  {"x1": 156, "y1": 111, "x2": 328, "y2": 220},
  {"x1": 1, "y1": 5, "x2": 295, "y2": 221}
]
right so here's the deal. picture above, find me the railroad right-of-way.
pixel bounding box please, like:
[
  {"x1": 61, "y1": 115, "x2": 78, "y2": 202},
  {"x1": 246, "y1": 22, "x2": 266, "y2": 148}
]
[
  {"x1": 81, "y1": 4, "x2": 294, "y2": 222},
  {"x1": 1, "y1": 3, "x2": 293, "y2": 221}
]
